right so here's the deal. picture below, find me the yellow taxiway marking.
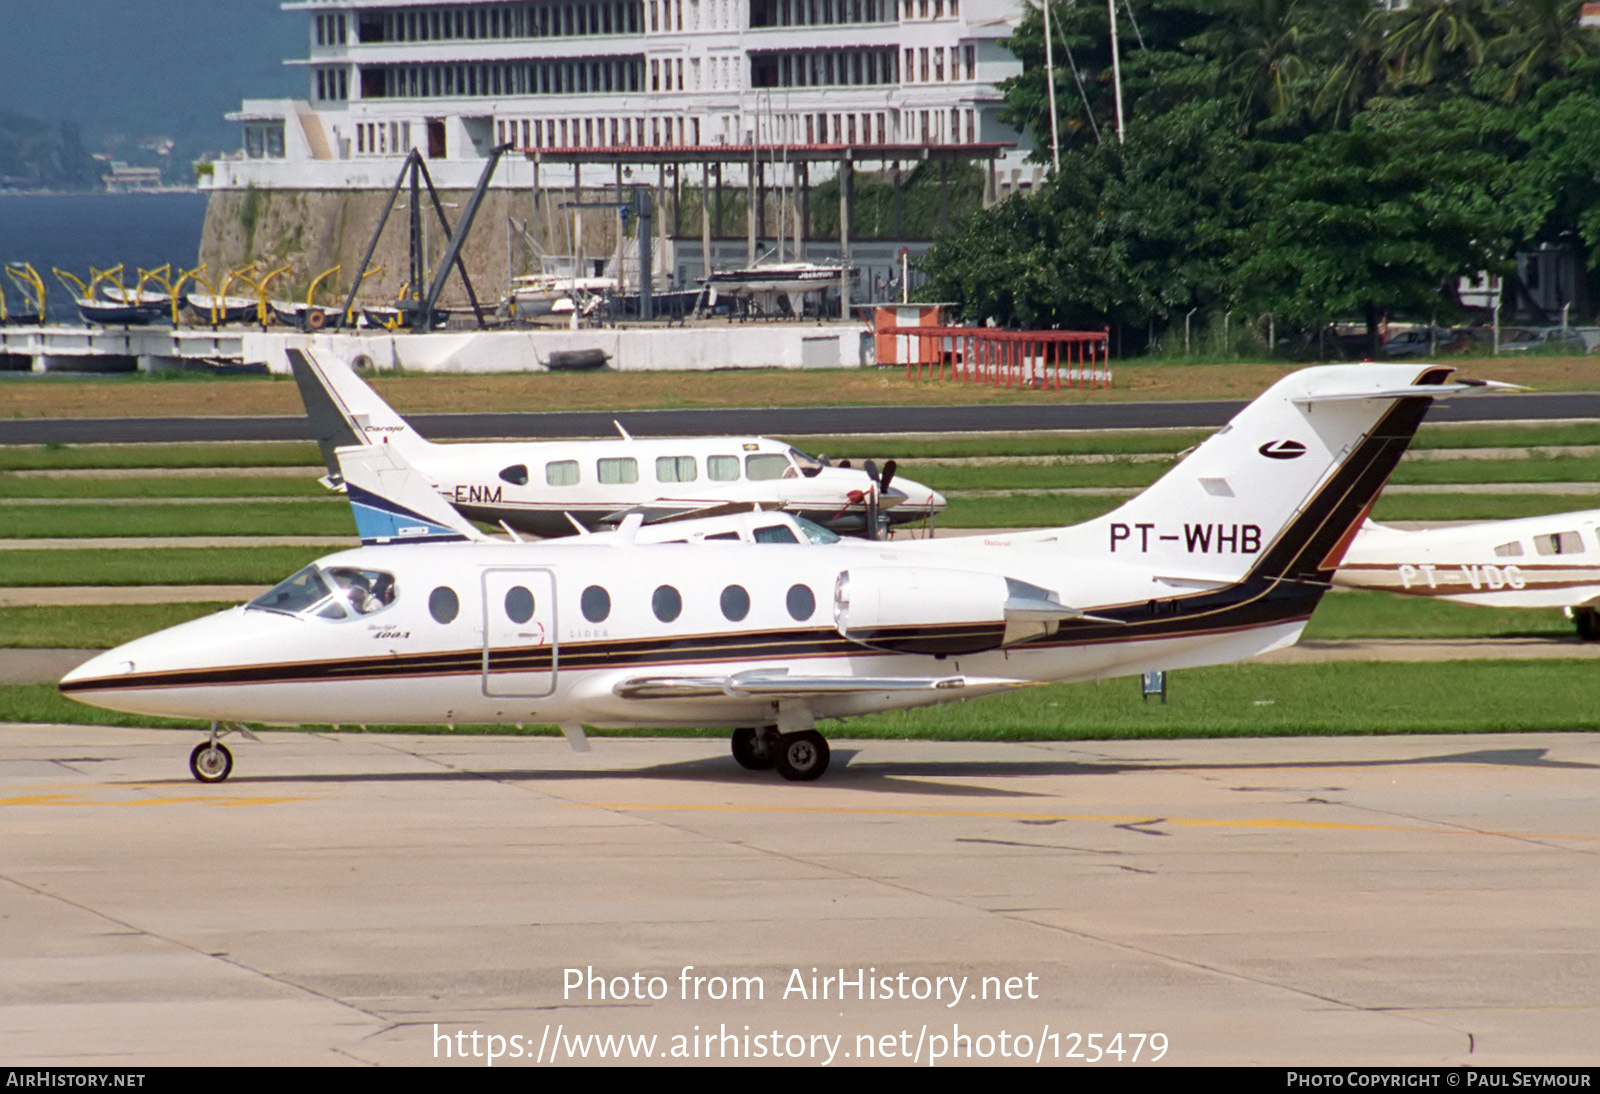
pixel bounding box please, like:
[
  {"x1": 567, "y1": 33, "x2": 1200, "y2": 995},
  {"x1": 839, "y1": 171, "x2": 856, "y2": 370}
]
[{"x1": 566, "y1": 802, "x2": 1598, "y2": 841}]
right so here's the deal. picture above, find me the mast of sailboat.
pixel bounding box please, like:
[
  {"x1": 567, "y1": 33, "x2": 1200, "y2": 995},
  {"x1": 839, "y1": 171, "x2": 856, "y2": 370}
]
[
  {"x1": 1109, "y1": 0, "x2": 1125, "y2": 144},
  {"x1": 1042, "y1": 0, "x2": 1061, "y2": 172}
]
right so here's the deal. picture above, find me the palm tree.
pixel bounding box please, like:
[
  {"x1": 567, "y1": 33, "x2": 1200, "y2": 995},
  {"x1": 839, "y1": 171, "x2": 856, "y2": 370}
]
[
  {"x1": 1380, "y1": 0, "x2": 1492, "y2": 90},
  {"x1": 1490, "y1": 0, "x2": 1600, "y2": 101}
]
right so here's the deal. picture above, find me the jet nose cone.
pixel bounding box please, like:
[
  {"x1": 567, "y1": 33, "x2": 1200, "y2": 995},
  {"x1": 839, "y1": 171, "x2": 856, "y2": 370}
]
[{"x1": 59, "y1": 648, "x2": 139, "y2": 689}]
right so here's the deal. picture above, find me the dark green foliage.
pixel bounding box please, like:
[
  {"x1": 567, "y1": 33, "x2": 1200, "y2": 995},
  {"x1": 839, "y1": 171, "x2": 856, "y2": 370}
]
[{"x1": 925, "y1": 0, "x2": 1600, "y2": 347}]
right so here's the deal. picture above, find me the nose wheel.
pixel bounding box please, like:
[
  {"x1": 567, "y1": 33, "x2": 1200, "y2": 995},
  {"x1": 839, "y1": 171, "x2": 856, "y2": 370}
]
[
  {"x1": 187, "y1": 722, "x2": 256, "y2": 783},
  {"x1": 189, "y1": 741, "x2": 234, "y2": 783}
]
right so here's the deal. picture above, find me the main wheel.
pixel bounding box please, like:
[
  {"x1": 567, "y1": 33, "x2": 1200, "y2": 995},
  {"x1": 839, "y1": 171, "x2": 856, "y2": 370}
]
[
  {"x1": 189, "y1": 741, "x2": 234, "y2": 783},
  {"x1": 731, "y1": 727, "x2": 776, "y2": 770},
  {"x1": 773, "y1": 730, "x2": 830, "y2": 782},
  {"x1": 1576, "y1": 608, "x2": 1600, "y2": 641}
]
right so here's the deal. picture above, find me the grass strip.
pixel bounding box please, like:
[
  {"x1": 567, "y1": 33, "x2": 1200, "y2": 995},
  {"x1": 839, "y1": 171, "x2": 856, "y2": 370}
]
[
  {"x1": 1368, "y1": 494, "x2": 1597, "y2": 521},
  {"x1": 0, "y1": 443, "x2": 323, "y2": 471},
  {"x1": 0, "y1": 475, "x2": 327, "y2": 499},
  {"x1": 0, "y1": 547, "x2": 326, "y2": 587},
  {"x1": 0, "y1": 502, "x2": 354, "y2": 539},
  {"x1": 0, "y1": 603, "x2": 237, "y2": 648},
  {"x1": 15, "y1": 660, "x2": 1599, "y2": 734},
  {"x1": 1302, "y1": 590, "x2": 1572, "y2": 640}
]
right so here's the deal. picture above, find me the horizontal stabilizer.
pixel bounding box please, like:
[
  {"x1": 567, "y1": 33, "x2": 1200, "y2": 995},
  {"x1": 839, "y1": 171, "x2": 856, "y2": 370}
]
[
  {"x1": 337, "y1": 444, "x2": 484, "y2": 545},
  {"x1": 1293, "y1": 378, "x2": 1525, "y2": 404},
  {"x1": 612, "y1": 669, "x2": 1031, "y2": 700}
]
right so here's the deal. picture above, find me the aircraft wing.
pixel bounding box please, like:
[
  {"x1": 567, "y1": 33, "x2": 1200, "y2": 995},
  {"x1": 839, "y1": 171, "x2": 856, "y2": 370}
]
[
  {"x1": 612, "y1": 669, "x2": 1033, "y2": 700},
  {"x1": 599, "y1": 499, "x2": 785, "y2": 526}
]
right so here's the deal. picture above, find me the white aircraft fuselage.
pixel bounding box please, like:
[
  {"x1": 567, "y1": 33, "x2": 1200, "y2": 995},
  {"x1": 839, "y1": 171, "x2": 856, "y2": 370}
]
[
  {"x1": 397, "y1": 435, "x2": 943, "y2": 537},
  {"x1": 1334, "y1": 511, "x2": 1600, "y2": 636},
  {"x1": 290, "y1": 348, "x2": 943, "y2": 537},
  {"x1": 63, "y1": 363, "x2": 1490, "y2": 784}
]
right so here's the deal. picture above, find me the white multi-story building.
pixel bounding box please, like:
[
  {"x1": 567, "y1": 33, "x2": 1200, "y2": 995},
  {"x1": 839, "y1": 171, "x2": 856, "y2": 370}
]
[{"x1": 211, "y1": 0, "x2": 1028, "y2": 190}]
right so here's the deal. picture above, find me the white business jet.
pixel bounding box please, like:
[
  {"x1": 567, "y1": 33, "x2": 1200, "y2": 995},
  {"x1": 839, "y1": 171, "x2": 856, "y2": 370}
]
[
  {"x1": 1333, "y1": 512, "x2": 1600, "y2": 638},
  {"x1": 61, "y1": 364, "x2": 1499, "y2": 783},
  {"x1": 289, "y1": 349, "x2": 943, "y2": 538}
]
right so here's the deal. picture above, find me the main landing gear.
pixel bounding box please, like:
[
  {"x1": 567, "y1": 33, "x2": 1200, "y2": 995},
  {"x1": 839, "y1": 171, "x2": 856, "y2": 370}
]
[
  {"x1": 730, "y1": 727, "x2": 831, "y2": 782},
  {"x1": 188, "y1": 722, "x2": 257, "y2": 783},
  {"x1": 1573, "y1": 607, "x2": 1600, "y2": 641}
]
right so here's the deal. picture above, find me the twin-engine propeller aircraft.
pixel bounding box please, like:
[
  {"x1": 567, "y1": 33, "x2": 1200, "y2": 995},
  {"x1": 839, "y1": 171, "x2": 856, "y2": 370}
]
[
  {"x1": 289, "y1": 348, "x2": 943, "y2": 538},
  {"x1": 61, "y1": 364, "x2": 1505, "y2": 784},
  {"x1": 1334, "y1": 511, "x2": 1600, "y2": 639}
]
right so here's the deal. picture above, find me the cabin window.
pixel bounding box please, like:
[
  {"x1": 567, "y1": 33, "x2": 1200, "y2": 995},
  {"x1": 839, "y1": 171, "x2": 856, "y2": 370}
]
[
  {"x1": 546, "y1": 460, "x2": 579, "y2": 486},
  {"x1": 1493, "y1": 541, "x2": 1524, "y2": 558},
  {"x1": 745, "y1": 453, "x2": 791, "y2": 481},
  {"x1": 598, "y1": 457, "x2": 639, "y2": 484},
  {"x1": 652, "y1": 584, "x2": 683, "y2": 622},
  {"x1": 1535, "y1": 531, "x2": 1585, "y2": 555},
  {"x1": 754, "y1": 524, "x2": 799, "y2": 543},
  {"x1": 581, "y1": 585, "x2": 612, "y2": 622},
  {"x1": 656, "y1": 455, "x2": 697, "y2": 483},
  {"x1": 708, "y1": 455, "x2": 739, "y2": 481},
  {"x1": 786, "y1": 584, "x2": 816, "y2": 620},
  {"x1": 704, "y1": 531, "x2": 741, "y2": 541},
  {"x1": 720, "y1": 584, "x2": 751, "y2": 621},
  {"x1": 429, "y1": 586, "x2": 460, "y2": 624},
  {"x1": 500, "y1": 464, "x2": 530, "y2": 486},
  {"x1": 504, "y1": 586, "x2": 535, "y2": 624}
]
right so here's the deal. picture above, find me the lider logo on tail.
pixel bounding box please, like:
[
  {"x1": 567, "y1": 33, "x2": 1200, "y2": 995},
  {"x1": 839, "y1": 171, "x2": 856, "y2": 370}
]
[{"x1": 1258, "y1": 440, "x2": 1307, "y2": 460}]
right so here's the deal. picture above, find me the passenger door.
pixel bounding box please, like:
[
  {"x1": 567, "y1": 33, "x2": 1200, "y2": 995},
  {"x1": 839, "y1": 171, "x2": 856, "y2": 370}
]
[{"x1": 480, "y1": 568, "x2": 558, "y2": 698}]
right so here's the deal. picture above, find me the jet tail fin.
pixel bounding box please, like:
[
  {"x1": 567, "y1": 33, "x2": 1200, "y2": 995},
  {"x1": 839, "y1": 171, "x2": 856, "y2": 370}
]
[
  {"x1": 336, "y1": 443, "x2": 485, "y2": 545},
  {"x1": 289, "y1": 349, "x2": 431, "y2": 485},
  {"x1": 1071, "y1": 364, "x2": 1499, "y2": 586}
]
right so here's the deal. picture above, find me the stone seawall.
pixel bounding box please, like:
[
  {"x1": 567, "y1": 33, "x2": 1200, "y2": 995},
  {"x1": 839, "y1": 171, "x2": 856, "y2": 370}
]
[{"x1": 198, "y1": 187, "x2": 627, "y2": 306}]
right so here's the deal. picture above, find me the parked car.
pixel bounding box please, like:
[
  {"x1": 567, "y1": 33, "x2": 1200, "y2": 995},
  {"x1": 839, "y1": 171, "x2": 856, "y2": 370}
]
[
  {"x1": 1380, "y1": 328, "x2": 1459, "y2": 357},
  {"x1": 1498, "y1": 326, "x2": 1587, "y2": 353}
]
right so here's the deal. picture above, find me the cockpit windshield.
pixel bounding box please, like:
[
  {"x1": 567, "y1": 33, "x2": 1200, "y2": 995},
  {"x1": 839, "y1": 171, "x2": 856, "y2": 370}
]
[
  {"x1": 247, "y1": 565, "x2": 397, "y2": 621},
  {"x1": 793, "y1": 516, "x2": 842, "y2": 545},
  {"x1": 788, "y1": 447, "x2": 826, "y2": 479}
]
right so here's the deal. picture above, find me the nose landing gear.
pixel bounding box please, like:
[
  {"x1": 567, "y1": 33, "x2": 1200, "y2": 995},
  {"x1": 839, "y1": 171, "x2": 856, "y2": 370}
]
[{"x1": 187, "y1": 722, "x2": 258, "y2": 783}]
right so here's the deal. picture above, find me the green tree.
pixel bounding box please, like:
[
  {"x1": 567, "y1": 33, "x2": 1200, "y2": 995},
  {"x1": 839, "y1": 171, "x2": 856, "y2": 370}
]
[{"x1": 1236, "y1": 97, "x2": 1532, "y2": 353}]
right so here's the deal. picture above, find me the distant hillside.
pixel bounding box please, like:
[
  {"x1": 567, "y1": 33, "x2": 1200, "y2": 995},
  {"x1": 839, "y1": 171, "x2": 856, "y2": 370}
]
[
  {"x1": 0, "y1": 112, "x2": 103, "y2": 191},
  {"x1": 0, "y1": 1, "x2": 302, "y2": 158}
]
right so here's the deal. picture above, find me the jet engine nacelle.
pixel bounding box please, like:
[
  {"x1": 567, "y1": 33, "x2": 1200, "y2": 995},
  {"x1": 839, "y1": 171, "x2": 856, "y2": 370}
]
[{"x1": 834, "y1": 567, "x2": 1019, "y2": 655}]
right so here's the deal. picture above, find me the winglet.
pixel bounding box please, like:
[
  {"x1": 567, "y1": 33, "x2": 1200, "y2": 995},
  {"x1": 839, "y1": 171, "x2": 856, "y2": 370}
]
[{"x1": 336, "y1": 444, "x2": 485, "y2": 545}]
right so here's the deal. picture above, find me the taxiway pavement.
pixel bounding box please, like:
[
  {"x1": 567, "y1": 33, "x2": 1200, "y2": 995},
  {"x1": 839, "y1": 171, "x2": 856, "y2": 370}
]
[{"x1": 1, "y1": 726, "x2": 1595, "y2": 1066}]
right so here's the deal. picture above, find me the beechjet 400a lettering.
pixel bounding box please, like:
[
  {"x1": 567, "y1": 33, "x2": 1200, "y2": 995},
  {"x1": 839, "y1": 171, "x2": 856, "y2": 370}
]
[
  {"x1": 61, "y1": 364, "x2": 1507, "y2": 784},
  {"x1": 289, "y1": 348, "x2": 943, "y2": 538},
  {"x1": 1333, "y1": 511, "x2": 1600, "y2": 639}
]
